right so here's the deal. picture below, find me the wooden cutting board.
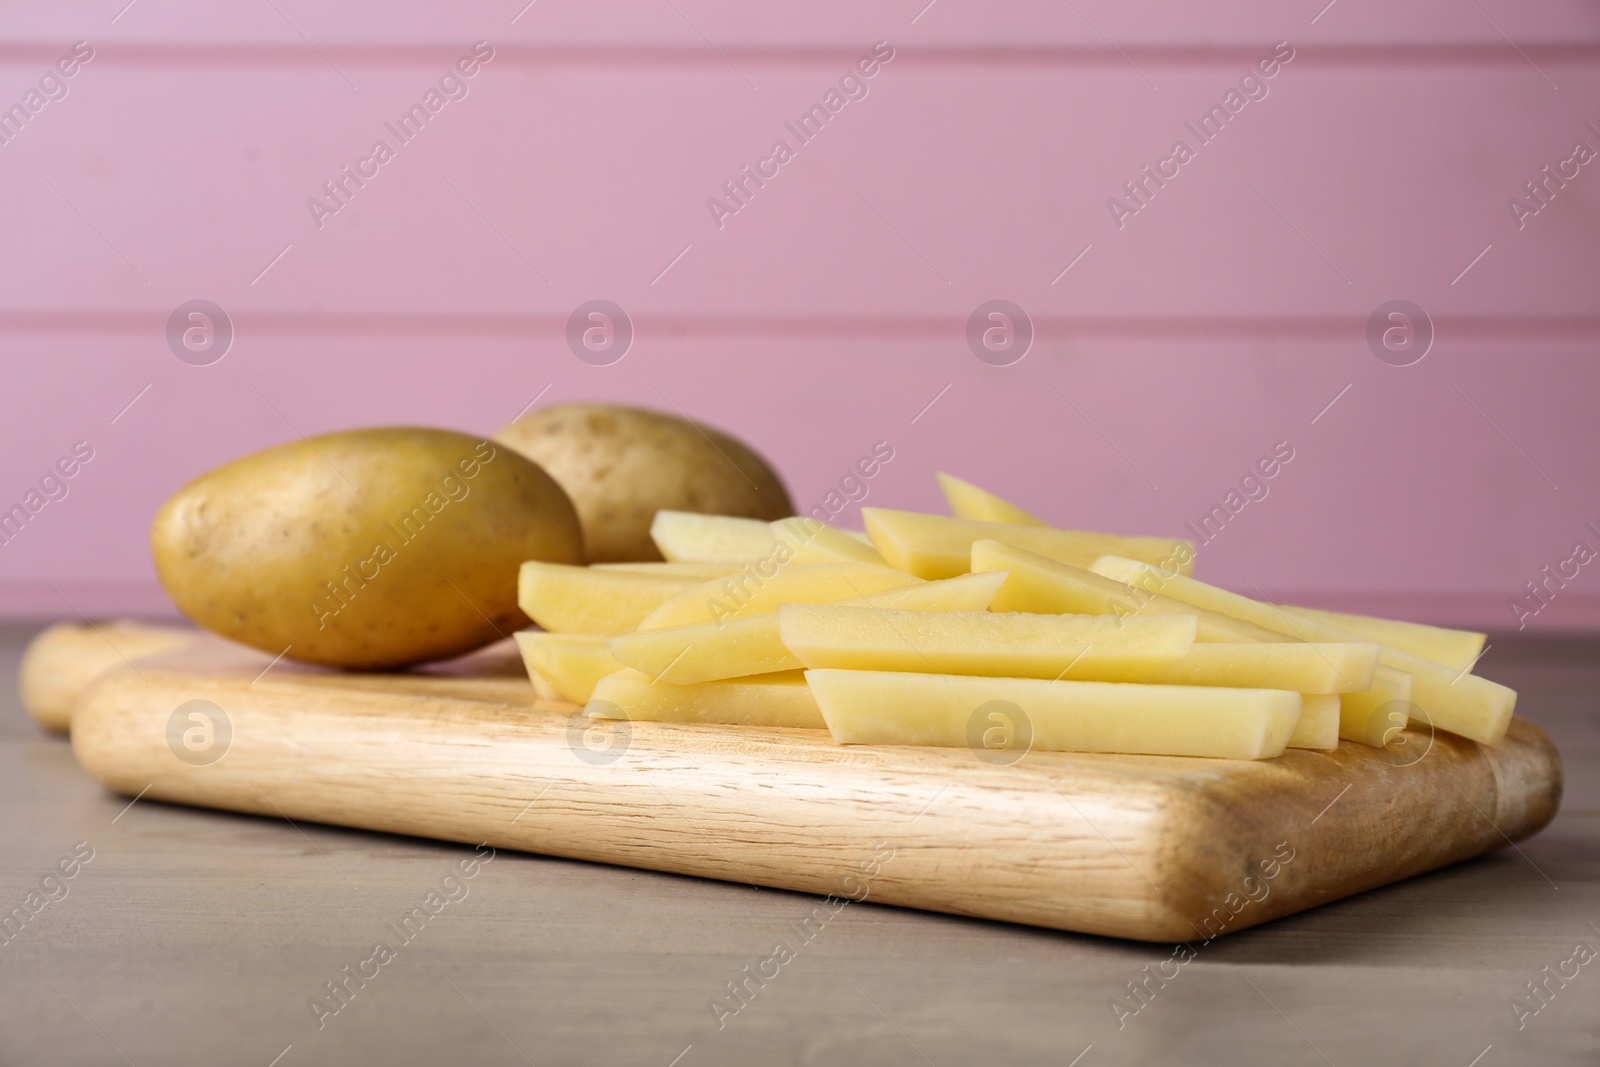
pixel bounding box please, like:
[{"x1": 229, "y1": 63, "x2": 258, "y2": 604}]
[{"x1": 37, "y1": 623, "x2": 1562, "y2": 943}]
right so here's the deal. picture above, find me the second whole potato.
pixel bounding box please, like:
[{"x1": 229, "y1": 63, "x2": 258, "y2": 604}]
[{"x1": 494, "y1": 403, "x2": 794, "y2": 562}]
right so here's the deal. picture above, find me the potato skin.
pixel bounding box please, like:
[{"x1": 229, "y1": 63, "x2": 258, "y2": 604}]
[
  {"x1": 151, "y1": 427, "x2": 582, "y2": 669},
  {"x1": 493, "y1": 403, "x2": 793, "y2": 563}
]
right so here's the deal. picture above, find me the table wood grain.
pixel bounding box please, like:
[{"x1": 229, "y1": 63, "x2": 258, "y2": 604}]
[{"x1": 2, "y1": 622, "x2": 1597, "y2": 1066}]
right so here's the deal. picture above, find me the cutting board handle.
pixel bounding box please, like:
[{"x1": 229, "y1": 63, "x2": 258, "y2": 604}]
[{"x1": 20, "y1": 621, "x2": 195, "y2": 734}]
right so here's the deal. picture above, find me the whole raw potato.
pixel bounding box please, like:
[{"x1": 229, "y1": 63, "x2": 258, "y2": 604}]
[
  {"x1": 151, "y1": 427, "x2": 582, "y2": 669},
  {"x1": 493, "y1": 403, "x2": 793, "y2": 562}
]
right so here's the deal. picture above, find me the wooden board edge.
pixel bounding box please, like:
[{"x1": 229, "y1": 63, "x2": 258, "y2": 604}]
[{"x1": 66, "y1": 660, "x2": 1563, "y2": 943}]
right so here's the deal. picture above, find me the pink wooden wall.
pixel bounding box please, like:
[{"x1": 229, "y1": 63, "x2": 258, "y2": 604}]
[{"x1": 2, "y1": 1, "x2": 1597, "y2": 631}]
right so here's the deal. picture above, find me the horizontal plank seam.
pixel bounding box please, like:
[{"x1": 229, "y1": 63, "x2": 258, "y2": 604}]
[
  {"x1": 2, "y1": 43, "x2": 1600, "y2": 68},
  {"x1": 2, "y1": 312, "x2": 1599, "y2": 342}
]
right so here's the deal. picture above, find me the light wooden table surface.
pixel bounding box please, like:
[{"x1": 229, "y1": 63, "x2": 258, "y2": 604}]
[{"x1": 1, "y1": 623, "x2": 1595, "y2": 1067}]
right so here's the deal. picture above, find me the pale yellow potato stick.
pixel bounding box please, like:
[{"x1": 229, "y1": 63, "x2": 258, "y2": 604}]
[
  {"x1": 935, "y1": 472, "x2": 1047, "y2": 525},
  {"x1": 1338, "y1": 665, "x2": 1415, "y2": 747},
  {"x1": 862, "y1": 507, "x2": 1195, "y2": 581},
  {"x1": 614, "y1": 613, "x2": 799, "y2": 684},
  {"x1": 973, "y1": 541, "x2": 1404, "y2": 746},
  {"x1": 972, "y1": 540, "x2": 1292, "y2": 642},
  {"x1": 1106, "y1": 642, "x2": 1378, "y2": 693},
  {"x1": 842, "y1": 571, "x2": 1008, "y2": 614},
  {"x1": 524, "y1": 663, "x2": 561, "y2": 703},
  {"x1": 649, "y1": 510, "x2": 778, "y2": 562},
  {"x1": 609, "y1": 572, "x2": 1007, "y2": 685},
  {"x1": 637, "y1": 561, "x2": 923, "y2": 630},
  {"x1": 1277, "y1": 605, "x2": 1485, "y2": 673},
  {"x1": 806, "y1": 670, "x2": 1299, "y2": 760},
  {"x1": 769, "y1": 517, "x2": 887, "y2": 565},
  {"x1": 1289, "y1": 694, "x2": 1340, "y2": 750},
  {"x1": 587, "y1": 669, "x2": 824, "y2": 729},
  {"x1": 1089, "y1": 556, "x2": 1514, "y2": 747},
  {"x1": 518, "y1": 563, "x2": 698, "y2": 636},
  {"x1": 592, "y1": 560, "x2": 753, "y2": 579},
  {"x1": 779, "y1": 606, "x2": 1196, "y2": 679},
  {"x1": 513, "y1": 631, "x2": 621, "y2": 704}
]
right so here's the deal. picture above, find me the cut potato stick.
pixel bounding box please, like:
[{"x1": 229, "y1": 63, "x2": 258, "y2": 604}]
[
  {"x1": 770, "y1": 517, "x2": 887, "y2": 565},
  {"x1": 637, "y1": 561, "x2": 923, "y2": 630},
  {"x1": 1090, "y1": 556, "x2": 1513, "y2": 747},
  {"x1": 593, "y1": 560, "x2": 753, "y2": 579},
  {"x1": 615, "y1": 614, "x2": 798, "y2": 684},
  {"x1": 513, "y1": 631, "x2": 621, "y2": 704},
  {"x1": 518, "y1": 563, "x2": 698, "y2": 636},
  {"x1": 1339, "y1": 665, "x2": 1414, "y2": 747},
  {"x1": 802, "y1": 569, "x2": 1008, "y2": 612},
  {"x1": 524, "y1": 665, "x2": 561, "y2": 703},
  {"x1": 609, "y1": 572, "x2": 1008, "y2": 685},
  {"x1": 1118, "y1": 642, "x2": 1378, "y2": 693},
  {"x1": 977, "y1": 541, "x2": 1406, "y2": 741},
  {"x1": 972, "y1": 540, "x2": 1287, "y2": 642},
  {"x1": 587, "y1": 669, "x2": 824, "y2": 728},
  {"x1": 650, "y1": 511, "x2": 777, "y2": 562},
  {"x1": 1290, "y1": 694, "x2": 1340, "y2": 750},
  {"x1": 864, "y1": 507, "x2": 1195, "y2": 581},
  {"x1": 806, "y1": 670, "x2": 1300, "y2": 760},
  {"x1": 780, "y1": 606, "x2": 1196, "y2": 679},
  {"x1": 1277, "y1": 605, "x2": 1485, "y2": 673},
  {"x1": 936, "y1": 472, "x2": 1047, "y2": 525}
]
